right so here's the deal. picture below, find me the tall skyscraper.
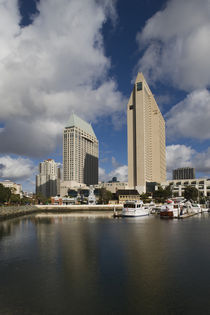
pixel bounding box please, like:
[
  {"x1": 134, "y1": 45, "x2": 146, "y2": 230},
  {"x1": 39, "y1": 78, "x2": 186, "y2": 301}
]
[
  {"x1": 36, "y1": 159, "x2": 61, "y2": 197},
  {"x1": 127, "y1": 72, "x2": 166, "y2": 192},
  {"x1": 173, "y1": 167, "x2": 195, "y2": 180},
  {"x1": 63, "y1": 113, "x2": 98, "y2": 185}
]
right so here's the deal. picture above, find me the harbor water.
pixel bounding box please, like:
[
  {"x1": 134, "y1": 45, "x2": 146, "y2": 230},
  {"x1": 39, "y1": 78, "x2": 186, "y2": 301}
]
[{"x1": 1, "y1": 212, "x2": 210, "y2": 314}]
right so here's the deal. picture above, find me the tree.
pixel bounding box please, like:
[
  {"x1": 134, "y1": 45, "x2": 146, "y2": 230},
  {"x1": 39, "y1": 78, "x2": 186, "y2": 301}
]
[
  {"x1": 20, "y1": 196, "x2": 33, "y2": 205},
  {"x1": 35, "y1": 193, "x2": 49, "y2": 204},
  {"x1": 98, "y1": 188, "x2": 113, "y2": 204},
  {"x1": 10, "y1": 194, "x2": 21, "y2": 205},
  {"x1": 0, "y1": 184, "x2": 11, "y2": 204},
  {"x1": 184, "y1": 186, "x2": 198, "y2": 201},
  {"x1": 140, "y1": 192, "x2": 152, "y2": 203},
  {"x1": 153, "y1": 185, "x2": 172, "y2": 203}
]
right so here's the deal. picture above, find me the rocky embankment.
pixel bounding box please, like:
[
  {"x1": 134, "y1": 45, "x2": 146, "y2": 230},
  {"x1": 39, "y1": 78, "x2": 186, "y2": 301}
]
[{"x1": 0, "y1": 205, "x2": 39, "y2": 221}]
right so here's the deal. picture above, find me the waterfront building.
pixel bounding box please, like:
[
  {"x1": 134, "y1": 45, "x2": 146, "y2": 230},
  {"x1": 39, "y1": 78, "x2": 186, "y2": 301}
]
[
  {"x1": 63, "y1": 113, "x2": 98, "y2": 186},
  {"x1": 116, "y1": 189, "x2": 141, "y2": 204},
  {"x1": 36, "y1": 159, "x2": 61, "y2": 198},
  {"x1": 97, "y1": 181, "x2": 128, "y2": 194},
  {"x1": 0, "y1": 180, "x2": 22, "y2": 197},
  {"x1": 60, "y1": 180, "x2": 88, "y2": 197},
  {"x1": 127, "y1": 72, "x2": 166, "y2": 193},
  {"x1": 161, "y1": 178, "x2": 210, "y2": 197},
  {"x1": 173, "y1": 167, "x2": 195, "y2": 180}
]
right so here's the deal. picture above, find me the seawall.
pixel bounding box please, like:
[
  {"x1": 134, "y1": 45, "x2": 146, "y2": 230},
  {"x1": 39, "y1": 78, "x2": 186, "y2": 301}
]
[
  {"x1": 0, "y1": 205, "x2": 40, "y2": 221},
  {"x1": 0, "y1": 204, "x2": 123, "y2": 221}
]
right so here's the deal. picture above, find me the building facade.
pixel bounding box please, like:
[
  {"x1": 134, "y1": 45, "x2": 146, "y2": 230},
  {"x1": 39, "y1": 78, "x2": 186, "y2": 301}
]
[
  {"x1": 63, "y1": 113, "x2": 98, "y2": 186},
  {"x1": 127, "y1": 72, "x2": 166, "y2": 193},
  {"x1": 0, "y1": 180, "x2": 22, "y2": 197},
  {"x1": 173, "y1": 167, "x2": 195, "y2": 180},
  {"x1": 36, "y1": 159, "x2": 61, "y2": 198},
  {"x1": 161, "y1": 178, "x2": 210, "y2": 197}
]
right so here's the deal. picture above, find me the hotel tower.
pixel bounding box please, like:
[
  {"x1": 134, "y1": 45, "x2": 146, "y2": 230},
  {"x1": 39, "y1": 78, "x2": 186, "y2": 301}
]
[
  {"x1": 127, "y1": 72, "x2": 166, "y2": 192},
  {"x1": 63, "y1": 113, "x2": 98, "y2": 186}
]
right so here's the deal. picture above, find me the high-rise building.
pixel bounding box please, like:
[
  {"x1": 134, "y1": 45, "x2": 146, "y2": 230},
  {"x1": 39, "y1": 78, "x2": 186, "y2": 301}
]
[
  {"x1": 127, "y1": 72, "x2": 166, "y2": 192},
  {"x1": 63, "y1": 113, "x2": 98, "y2": 186},
  {"x1": 173, "y1": 167, "x2": 195, "y2": 180},
  {"x1": 36, "y1": 159, "x2": 61, "y2": 198}
]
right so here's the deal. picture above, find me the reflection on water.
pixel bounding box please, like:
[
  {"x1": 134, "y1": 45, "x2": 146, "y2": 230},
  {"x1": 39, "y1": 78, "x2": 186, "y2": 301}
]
[{"x1": 1, "y1": 213, "x2": 210, "y2": 314}]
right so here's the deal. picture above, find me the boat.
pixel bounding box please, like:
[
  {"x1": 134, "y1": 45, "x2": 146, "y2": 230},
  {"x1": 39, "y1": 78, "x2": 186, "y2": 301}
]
[
  {"x1": 160, "y1": 199, "x2": 181, "y2": 218},
  {"x1": 121, "y1": 200, "x2": 149, "y2": 217},
  {"x1": 160, "y1": 199, "x2": 202, "y2": 218}
]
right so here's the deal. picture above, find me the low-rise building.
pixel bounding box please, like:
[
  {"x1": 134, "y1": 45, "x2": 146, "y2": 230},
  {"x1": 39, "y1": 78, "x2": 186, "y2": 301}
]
[
  {"x1": 116, "y1": 189, "x2": 140, "y2": 204},
  {"x1": 94, "y1": 181, "x2": 128, "y2": 194},
  {"x1": 0, "y1": 180, "x2": 22, "y2": 197},
  {"x1": 60, "y1": 181, "x2": 88, "y2": 197},
  {"x1": 161, "y1": 178, "x2": 210, "y2": 197}
]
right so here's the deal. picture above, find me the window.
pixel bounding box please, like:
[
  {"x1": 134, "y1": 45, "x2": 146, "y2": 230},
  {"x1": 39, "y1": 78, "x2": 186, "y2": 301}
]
[
  {"x1": 136, "y1": 82, "x2": 142, "y2": 91},
  {"x1": 129, "y1": 105, "x2": 134, "y2": 110}
]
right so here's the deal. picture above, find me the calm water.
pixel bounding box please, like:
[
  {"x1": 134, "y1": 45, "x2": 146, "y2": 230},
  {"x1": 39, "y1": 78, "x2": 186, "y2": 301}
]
[{"x1": 1, "y1": 212, "x2": 210, "y2": 314}]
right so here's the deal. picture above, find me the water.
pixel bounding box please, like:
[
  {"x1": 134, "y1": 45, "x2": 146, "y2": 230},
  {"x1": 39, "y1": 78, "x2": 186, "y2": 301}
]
[{"x1": 1, "y1": 212, "x2": 210, "y2": 314}]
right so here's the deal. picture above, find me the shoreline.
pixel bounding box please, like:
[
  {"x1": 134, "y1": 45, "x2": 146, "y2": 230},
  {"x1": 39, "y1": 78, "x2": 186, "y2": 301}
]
[{"x1": 0, "y1": 204, "x2": 123, "y2": 221}]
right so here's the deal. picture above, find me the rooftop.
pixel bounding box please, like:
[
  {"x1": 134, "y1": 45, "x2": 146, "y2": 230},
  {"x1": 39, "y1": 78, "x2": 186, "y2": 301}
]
[{"x1": 65, "y1": 113, "x2": 96, "y2": 138}]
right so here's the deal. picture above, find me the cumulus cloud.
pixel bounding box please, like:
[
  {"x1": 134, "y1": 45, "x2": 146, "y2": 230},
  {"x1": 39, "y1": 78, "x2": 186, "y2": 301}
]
[
  {"x1": 0, "y1": 155, "x2": 35, "y2": 181},
  {"x1": 99, "y1": 164, "x2": 128, "y2": 182},
  {"x1": 136, "y1": 0, "x2": 210, "y2": 91},
  {"x1": 166, "y1": 89, "x2": 210, "y2": 140},
  {"x1": 166, "y1": 145, "x2": 210, "y2": 179},
  {"x1": 0, "y1": 0, "x2": 125, "y2": 157}
]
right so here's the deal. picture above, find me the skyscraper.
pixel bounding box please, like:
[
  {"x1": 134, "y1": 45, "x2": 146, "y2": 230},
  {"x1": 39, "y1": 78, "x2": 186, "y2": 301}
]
[
  {"x1": 63, "y1": 113, "x2": 98, "y2": 186},
  {"x1": 36, "y1": 159, "x2": 61, "y2": 197},
  {"x1": 127, "y1": 72, "x2": 166, "y2": 192},
  {"x1": 173, "y1": 167, "x2": 195, "y2": 180}
]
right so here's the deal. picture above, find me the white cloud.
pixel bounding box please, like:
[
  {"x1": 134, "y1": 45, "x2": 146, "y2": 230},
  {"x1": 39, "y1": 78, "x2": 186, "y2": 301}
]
[
  {"x1": 0, "y1": 0, "x2": 126, "y2": 157},
  {"x1": 166, "y1": 145, "x2": 210, "y2": 179},
  {"x1": 166, "y1": 89, "x2": 210, "y2": 140},
  {"x1": 136, "y1": 0, "x2": 210, "y2": 91},
  {"x1": 109, "y1": 165, "x2": 128, "y2": 182},
  {"x1": 99, "y1": 164, "x2": 128, "y2": 182},
  {"x1": 0, "y1": 155, "x2": 35, "y2": 180}
]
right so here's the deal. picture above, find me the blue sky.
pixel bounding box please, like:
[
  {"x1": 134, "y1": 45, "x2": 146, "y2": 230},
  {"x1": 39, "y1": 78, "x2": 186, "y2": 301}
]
[{"x1": 0, "y1": 0, "x2": 210, "y2": 192}]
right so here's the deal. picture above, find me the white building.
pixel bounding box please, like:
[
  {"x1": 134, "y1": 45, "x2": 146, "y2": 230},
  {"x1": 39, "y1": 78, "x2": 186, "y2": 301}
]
[
  {"x1": 161, "y1": 178, "x2": 210, "y2": 198},
  {"x1": 36, "y1": 159, "x2": 61, "y2": 198},
  {"x1": 63, "y1": 113, "x2": 98, "y2": 186},
  {"x1": 0, "y1": 180, "x2": 22, "y2": 197}
]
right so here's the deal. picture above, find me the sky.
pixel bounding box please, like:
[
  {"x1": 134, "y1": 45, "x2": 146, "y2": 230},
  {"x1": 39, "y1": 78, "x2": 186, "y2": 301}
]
[{"x1": 0, "y1": 0, "x2": 210, "y2": 192}]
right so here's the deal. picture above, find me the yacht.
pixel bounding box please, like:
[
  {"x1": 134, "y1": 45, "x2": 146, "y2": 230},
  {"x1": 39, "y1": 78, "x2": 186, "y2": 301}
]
[
  {"x1": 122, "y1": 200, "x2": 150, "y2": 217},
  {"x1": 160, "y1": 199, "x2": 181, "y2": 218}
]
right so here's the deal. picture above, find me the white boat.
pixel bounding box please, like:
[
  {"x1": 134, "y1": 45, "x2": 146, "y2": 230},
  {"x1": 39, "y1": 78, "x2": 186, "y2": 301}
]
[
  {"x1": 160, "y1": 199, "x2": 201, "y2": 218},
  {"x1": 122, "y1": 200, "x2": 149, "y2": 217},
  {"x1": 184, "y1": 201, "x2": 201, "y2": 214},
  {"x1": 160, "y1": 200, "x2": 178, "y2": 218}
]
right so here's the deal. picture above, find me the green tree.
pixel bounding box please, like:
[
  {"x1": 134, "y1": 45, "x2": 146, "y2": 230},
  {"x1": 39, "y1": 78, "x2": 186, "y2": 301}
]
[
  {"x1": 0, "y1": 184, "x2": 11, "y2": 204},
  {"x1": 98, "y1": 188, "x2": 113, "y2": 204},
  {"x1": 184, "y1": 186, "x2": 198, "y2": 201},
  {"x1": 153, "y1": 185, "x2": 172, "y2": 203},
  {"x1": 10, "y1": 194, "x2": 21, "y2": 205},
  {"x1": 140, "y1": 192, "x2": 152, "y2": 203},
  {"x1": 20, "y1": 196, "x2": 33, "y2": 205},
  {"x1": 35, "y1": 193, "x2": 49, "y2": 204}
]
